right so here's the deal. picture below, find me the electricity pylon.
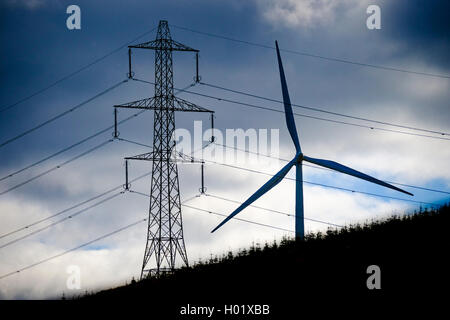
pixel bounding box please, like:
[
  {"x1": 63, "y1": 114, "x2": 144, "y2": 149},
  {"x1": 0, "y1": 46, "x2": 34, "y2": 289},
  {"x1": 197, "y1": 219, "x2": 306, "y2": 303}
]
[{"x1": 115, "y1": 20, "x2": 213, "y2": 278}]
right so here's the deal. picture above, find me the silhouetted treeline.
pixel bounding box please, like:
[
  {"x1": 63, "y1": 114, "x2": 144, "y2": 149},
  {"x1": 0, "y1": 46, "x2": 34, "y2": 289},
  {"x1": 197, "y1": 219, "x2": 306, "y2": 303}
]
[{"x1": 80, "y1": 205, "x2": 449, "y2": 313}]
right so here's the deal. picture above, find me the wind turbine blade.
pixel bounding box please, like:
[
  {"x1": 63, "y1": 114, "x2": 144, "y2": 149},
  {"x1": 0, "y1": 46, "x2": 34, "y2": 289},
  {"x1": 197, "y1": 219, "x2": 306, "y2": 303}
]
[
  {"x1": 302, "y1": 155, "x2": 413, "y2": 196},
  {"x1": 211, "y1": 157, "x2": 298, "y2": 233},
  {"x1": 275, "y1": 41, "x2": 301, "y2": 154}
]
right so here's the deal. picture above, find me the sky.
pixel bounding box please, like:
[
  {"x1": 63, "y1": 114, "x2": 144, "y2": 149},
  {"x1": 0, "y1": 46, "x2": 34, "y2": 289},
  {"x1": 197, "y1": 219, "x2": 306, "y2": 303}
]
[{"x1": 0, "y1": 0, "x2": 449, "y2": 299}]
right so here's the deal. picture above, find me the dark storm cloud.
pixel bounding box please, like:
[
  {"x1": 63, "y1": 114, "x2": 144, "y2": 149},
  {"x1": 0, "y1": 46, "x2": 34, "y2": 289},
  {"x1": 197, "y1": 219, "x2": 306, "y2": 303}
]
[{"x1": 383, "y1": 0, "x2": 450, "y2": 70}]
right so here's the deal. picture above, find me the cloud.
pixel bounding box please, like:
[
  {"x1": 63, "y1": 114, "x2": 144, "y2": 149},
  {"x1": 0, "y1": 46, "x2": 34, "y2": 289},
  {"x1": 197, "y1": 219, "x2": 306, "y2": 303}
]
[
  {"x1": 3, "y1": 0, "x2": 47, "y2": 10},
  {"x1": 382, "y1": 0, "x2": 450, "y2": 71},
  {"x1": 255, "y1": 0, "x2": 368, "y2": 29},
  {"x1": 0, "y1": 242, "x2": 144, "y2": 299},
  {"x1": 0, "y1": 149, "x2": 423, "y2": 299}
]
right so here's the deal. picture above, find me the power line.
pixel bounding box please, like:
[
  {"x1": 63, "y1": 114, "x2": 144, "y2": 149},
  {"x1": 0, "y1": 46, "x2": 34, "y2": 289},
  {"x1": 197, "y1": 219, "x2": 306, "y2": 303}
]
[
  {"x1": 0, "y1": 171, "x2": 152, "y2": 240},
  {"x1": 0, "y1": 79, "x2": 195, "y2": 187},
  {"x1": 193, "y1": 91, "x2": 450, "y2": 141},
  {"x1": 0, "y1": 82, "x2": 197, "y2": 182},
  {"x1": 0, "y1": 79, "x2": 128, "y2": 150},
  {"x1": 0, "y1": 82, "x2": 197, "y2": 200},
  {"x1": 133, "y1": 78, "x2": 450, "y2": 142},
  {"x1": 214, "y1": 142, "x2": 450, "y2": 196},
  {"x1": 184, "y1": 204, "x2": 293, "y2": 233},
  {"x1": 0, "y1": 187, "x2": 121, "y2": 240},
  {"x1": 0, "y1": 175, "x2": 428, "y2": 281},
  {"x1": 129, "y1": 190, "x2": 294, "y2": 233},
  {"x1": 0, "y1": 132, "x2": 195, "y2": 245},
  {"x1": 117, "y1": 133, "x2": 440, "y2": 199},
  {"x1": 205, "y1": 193, "x2": 344, "y2": 228},
  {"x1": 114, "y1": 136, "x2": 441, "y2": 207},
  {"x1": 0, "y1": 218, "x2": 147, "y2": 281},
  {"x1": 0, "y1": 139, "x2": 113, "y2": 197},
  {"x1": 171, "y1": 24, "x2": 450, "y2": 79},
  {"x1": 200, "y1": 81, "x2": 450, "y2": 137},
  {"x1": 0, "y1": 27, "x2": 157, "y2": 114},
  {"x1": 0, "y1": 110, "x2": 145, "y2": 182},
  {"x1": 117, "y1": 137, "x2": 151, "y2": 149},
  {"x1": 2, "y1": 129, "x2": 418, "y2": 276},
  {"x1": 200, "y1": 157, "x2": 440, "y2": 207},
  {"x1": 0, "y1": 192, "x2": 123, "y2": 250},
  {"x1": 0, "y1": 191, "x2": 199, "y2": 280}
]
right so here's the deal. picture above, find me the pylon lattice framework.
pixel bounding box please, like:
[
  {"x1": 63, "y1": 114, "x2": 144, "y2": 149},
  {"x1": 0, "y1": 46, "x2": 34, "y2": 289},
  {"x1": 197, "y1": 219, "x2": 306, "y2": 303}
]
[{"x1": 114, "y1": 20, "x2": 213, "y2": 278}]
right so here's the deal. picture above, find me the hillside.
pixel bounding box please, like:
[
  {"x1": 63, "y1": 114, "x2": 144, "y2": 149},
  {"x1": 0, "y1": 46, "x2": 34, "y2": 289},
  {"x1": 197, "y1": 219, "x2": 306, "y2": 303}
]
[{"x1": 81, "y1": 205, "x2": 449, "y2": 314}]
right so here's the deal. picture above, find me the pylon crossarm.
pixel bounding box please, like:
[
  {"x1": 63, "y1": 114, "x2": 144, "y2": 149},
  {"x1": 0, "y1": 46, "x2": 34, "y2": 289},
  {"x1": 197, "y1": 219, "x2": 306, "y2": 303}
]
[
  {"x1": 125, "y1": 151, "x2": 176, "y2": 162},
  {"x1": 175, "y1": 151, "x2": 204, "y2": 164},
  {"x1": 125, "y1": 151, "x2": 202, "y2": 164},
  {"x1": 114, "y1": 96, "x2": 213, "y2": 113},
  {"x1": 114, "y1": 97, "x2": 155, "y2": 110},
  {"x1": 173, "y1": 96, "x2": 214, "y2": 113},
  {"x1": 129, "y1": 39, "x2": 199, "y2": 52}
]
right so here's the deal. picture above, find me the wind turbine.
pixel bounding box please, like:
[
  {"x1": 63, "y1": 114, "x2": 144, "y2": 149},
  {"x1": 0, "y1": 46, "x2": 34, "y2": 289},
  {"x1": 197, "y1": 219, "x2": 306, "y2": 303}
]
[{"x1": 211, "y1": 41, "x2": 413, "y2": 239}]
